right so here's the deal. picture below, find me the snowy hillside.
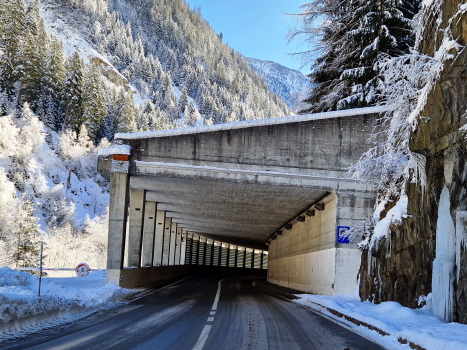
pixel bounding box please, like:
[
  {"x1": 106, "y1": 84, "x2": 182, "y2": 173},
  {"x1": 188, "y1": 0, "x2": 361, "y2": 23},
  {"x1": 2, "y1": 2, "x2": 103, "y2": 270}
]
[{"x1": 246, "y1": 57, "x2": 310, "y2": 112}]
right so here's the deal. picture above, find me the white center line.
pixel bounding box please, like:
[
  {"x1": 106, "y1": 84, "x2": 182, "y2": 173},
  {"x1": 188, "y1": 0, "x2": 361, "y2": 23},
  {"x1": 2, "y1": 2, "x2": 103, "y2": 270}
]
[
  {"x1": 192, "y1": 325, "x2": 212, "y2": 350},
  {"x1": 192, "y1": 278, "x2": 227, "y2": 350}
]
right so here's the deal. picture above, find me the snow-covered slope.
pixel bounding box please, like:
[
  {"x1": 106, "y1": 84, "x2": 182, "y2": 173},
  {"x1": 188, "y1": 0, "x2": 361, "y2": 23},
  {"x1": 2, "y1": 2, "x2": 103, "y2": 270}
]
[{"x1": 246, "y1": 57, "x2": 310, "y2": 112}]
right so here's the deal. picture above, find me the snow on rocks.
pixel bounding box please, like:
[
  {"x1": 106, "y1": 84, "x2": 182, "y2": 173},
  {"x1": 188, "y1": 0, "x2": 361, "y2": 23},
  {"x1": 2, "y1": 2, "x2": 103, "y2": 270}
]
[
  {"x1": 296, "y1": 291, "x2": 467, "y2": 350},
  {"x1": 98, "y1": 145, "x2": 132, "y2": 157},
  {"x1": 0, "y1": 267, "x2": 137, "y2": 337}
]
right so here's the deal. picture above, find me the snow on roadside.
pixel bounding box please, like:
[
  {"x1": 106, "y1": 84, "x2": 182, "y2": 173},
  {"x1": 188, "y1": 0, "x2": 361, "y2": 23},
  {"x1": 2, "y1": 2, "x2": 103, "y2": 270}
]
[
  {"x1": 295, "y1": 291, "x2": 467, "y2": 350},
  {"x1": 0, "y1": 267, "x2": 137, "y2": 337}
]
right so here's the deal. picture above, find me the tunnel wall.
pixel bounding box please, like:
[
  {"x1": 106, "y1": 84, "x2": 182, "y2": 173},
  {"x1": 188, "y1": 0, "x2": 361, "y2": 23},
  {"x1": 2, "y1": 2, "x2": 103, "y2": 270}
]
[{"x1": 268, "y1": 193, "x2": 363, "y2": 295}]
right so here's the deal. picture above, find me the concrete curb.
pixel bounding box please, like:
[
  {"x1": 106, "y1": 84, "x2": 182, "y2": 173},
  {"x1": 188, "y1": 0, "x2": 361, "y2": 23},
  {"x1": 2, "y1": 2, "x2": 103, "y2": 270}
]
[{"x1": 253, "y1": 280, "x2": 426, "y2": 350}]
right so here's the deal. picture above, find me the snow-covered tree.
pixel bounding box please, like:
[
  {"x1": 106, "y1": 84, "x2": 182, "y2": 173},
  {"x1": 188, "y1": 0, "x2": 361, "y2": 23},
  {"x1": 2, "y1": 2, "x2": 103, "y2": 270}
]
[
  {"x1": 291, "y1": 0, "x2": 420, "y2": 112},
  {"x1": 82, "y1": 63, "x2": 107, "y2": 141},
  {"x1": 64, "y1": 51, "x2": 85, "y2": 133}
]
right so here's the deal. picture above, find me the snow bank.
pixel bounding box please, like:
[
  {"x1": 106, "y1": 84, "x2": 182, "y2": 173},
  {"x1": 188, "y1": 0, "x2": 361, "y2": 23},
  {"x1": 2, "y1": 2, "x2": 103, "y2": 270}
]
[
  {"x1": 296, "y1": 292, "x2": 467, "y2": 350},
  {"x1": 0, "y1": 267, "x2": 136, "y2": 336},
  {"x1": 115, "y1": 106, "x2": 386, "y2": 140},
  {"x1": 98, "y1": 145, "x2": 132, "y2": 157}
]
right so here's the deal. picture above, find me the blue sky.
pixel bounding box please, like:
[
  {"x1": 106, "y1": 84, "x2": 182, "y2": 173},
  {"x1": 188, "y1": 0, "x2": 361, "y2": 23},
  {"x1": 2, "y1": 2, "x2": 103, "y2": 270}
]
[{"x1": 184, "y1": 0, "x2": 310, "y2": 74}]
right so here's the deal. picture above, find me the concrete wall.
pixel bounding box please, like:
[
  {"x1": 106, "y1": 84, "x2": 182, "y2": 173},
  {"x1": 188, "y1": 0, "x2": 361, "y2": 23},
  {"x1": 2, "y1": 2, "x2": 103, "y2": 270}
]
[{"x1": 268, "y1": 192, "x2": 363, "y2": 295}]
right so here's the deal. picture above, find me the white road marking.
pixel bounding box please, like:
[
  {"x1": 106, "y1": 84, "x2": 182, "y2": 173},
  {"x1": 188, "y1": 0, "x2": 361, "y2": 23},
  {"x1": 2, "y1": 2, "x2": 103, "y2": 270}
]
[
  {"x1": 192, "y1": 278, "x2": 227, "y2": 350},
  {"x1": 192, "y1": 325, "x2": 212, "y2": 350},
  {"x1": 212, "y1": 278, "x2": 226, "y2": 311}
]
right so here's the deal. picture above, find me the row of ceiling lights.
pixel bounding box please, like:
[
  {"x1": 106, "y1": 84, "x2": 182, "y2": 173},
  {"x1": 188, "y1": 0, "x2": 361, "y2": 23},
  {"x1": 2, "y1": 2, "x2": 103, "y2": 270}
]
[{"x1": 267, "y1": 201, "x2": 326, "y2": 243}]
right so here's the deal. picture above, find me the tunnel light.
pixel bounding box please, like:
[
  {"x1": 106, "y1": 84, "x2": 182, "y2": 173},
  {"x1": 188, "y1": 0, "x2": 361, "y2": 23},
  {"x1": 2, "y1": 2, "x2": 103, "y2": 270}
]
[
  {"x1": 315, "y1": 202, "x2": 325, "y2": 211},
  {"x1": 284, "y1": 224, "x2": 293, "y2": 230},
  {"x1": 305, "y1": 209, "x2": 315, "y2": 217},
  {"x1": 297, "y1": 216, "x2": 305, "y2": 222}
]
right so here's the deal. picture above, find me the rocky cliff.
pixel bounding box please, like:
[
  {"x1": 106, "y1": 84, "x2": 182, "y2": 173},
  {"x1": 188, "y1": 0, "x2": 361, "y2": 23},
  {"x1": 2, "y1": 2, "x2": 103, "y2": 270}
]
[{"x1": 359, "y1": 0, "x2": 467, "y2": 323}]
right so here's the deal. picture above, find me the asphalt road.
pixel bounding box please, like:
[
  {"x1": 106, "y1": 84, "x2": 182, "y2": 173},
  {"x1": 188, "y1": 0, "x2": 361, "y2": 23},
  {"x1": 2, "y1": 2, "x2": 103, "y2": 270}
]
[{"x1": 2, "y1": 276, "x2": 385, "y2": 350}]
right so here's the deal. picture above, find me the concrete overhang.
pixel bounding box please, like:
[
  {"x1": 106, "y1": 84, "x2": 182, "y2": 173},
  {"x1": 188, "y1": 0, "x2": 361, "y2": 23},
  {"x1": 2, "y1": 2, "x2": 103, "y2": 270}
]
[{"x1": 98, "y1": 107, "x2": 384, "y2": 250}]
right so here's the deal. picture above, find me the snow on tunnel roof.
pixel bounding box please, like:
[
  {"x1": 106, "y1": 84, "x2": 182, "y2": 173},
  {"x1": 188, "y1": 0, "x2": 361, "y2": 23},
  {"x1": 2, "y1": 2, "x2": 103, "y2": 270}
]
[{"x1": 115, "y1": 106, "x2": 386, "y2": 140}]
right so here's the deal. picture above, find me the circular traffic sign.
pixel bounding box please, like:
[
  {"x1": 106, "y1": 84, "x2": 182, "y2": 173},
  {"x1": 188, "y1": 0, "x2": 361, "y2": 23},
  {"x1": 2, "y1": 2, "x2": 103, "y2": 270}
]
[{"x1": 76, "y1": 263, "x2": 90, "y2": 277}]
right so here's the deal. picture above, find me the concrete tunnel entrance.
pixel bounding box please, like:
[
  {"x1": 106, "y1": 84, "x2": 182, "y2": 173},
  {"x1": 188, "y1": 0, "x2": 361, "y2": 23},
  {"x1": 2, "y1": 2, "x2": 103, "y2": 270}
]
[{"x1": 98, "y1": 107, "x2": 383, "y2": 292}]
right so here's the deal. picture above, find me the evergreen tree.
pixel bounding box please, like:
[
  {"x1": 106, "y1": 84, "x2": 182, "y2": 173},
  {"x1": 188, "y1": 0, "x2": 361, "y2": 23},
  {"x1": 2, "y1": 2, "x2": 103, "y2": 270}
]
[
  {"x1": 294, "y1": 0, "x2": 419, "y2": 112},
  {"x1": 82, "y1": 63, "x2": 107, "y2": 141},
  {"x1": 14, "y1": 195, "x2": 41, "y2": 268},
  {"x1": 115, "y1": 90, "x2": 137, "y2": 133},
  {"x1": 18, "y1": 31, "x2": 41, "y2": 105},
  {"x1": 143, "y1": 101, "x2": 156, "y2": 130},
  {"x1": 64, "y1": 51, "x2": 85, "y2": 133},
  {"x1": 178, "y1": 86, "x2": 188, "y2": 115},
  {"x1": 0, "y1": 0, "x2": 25, "y2": 99}
]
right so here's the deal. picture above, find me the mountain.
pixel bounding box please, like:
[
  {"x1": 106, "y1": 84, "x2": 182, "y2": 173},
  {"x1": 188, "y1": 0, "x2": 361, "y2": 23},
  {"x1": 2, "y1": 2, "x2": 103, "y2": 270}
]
[
  {"x1": 246, "y1": 57, "x2": 310, "y2": 112},
  {"x1": 0, "y1": 0, "x2": 294, "y2": 270}
]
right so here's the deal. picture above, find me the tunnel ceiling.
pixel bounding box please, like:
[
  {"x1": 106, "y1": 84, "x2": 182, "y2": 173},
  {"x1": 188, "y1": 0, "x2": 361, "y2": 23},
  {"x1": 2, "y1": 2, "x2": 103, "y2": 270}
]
[{"x1": 130, "y1": 175, "x2": 329, "y2": 249}]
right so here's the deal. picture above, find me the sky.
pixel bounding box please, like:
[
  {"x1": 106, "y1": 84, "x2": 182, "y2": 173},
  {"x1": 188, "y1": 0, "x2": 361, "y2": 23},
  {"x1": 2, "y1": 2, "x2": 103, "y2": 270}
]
[{"x1": 184, "y1": 0, "x2": 310, "y2": 75}]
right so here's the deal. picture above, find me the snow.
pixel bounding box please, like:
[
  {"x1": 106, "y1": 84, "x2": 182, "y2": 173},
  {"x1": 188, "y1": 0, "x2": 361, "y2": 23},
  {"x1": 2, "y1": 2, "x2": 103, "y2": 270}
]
[
  {"x1": 98, "y1": 145, "x2": 132, "y2": 156},
  {"x1": 432, "y1": 187, "x2": 456, "y2": 322},
  {"x1": 296, "y1": 291, "x2": 467, "y2": 350},
  {"x1": 0, "y1": 267, "x2": 136, "y2": 336},
  {"x1": 360, "y1": 193, "x2": 408, "y2": 251},
  {"x1": 116, "y1": 106, "x2": 386, "y2": 140}
]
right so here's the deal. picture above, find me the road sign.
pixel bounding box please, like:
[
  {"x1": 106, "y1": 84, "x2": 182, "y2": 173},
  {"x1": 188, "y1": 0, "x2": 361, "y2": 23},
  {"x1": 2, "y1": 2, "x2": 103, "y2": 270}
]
[
  {"x1": 337, "y1": 226, "x2": 351, "y2": 244},
  {"x1": 76, "y1": 263, "x2": 90, "y2": 277}
]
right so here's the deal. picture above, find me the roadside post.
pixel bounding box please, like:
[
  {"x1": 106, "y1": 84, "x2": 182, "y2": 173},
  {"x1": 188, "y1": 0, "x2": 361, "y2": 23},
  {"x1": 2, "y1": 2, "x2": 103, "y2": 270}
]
[{"x1": 38, "y1": 242, "x2": 43, "y2": 297}]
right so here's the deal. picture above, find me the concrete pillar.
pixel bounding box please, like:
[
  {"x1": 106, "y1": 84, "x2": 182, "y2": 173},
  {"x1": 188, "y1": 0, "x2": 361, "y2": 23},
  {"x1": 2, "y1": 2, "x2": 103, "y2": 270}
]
[
  {"x1": 251, "y1": 250, "x2": 255, "y2": 269},
  {"x1": 175, "y1": 226, "x2": 182, "y2": 265},
  {"x1": 153, "y1": 210, "x2": 165, "y2": 266},
  {"x1": 193, "y1": 235, "x2": 200, "y2": 264},
  {"x1": 226, "y1": 244, "x2": 230, "y2": 267},
  {"x1": 180, "y1": 230, "x2": 187, "y2": 265},
  {"x1": 210, "y1": 240, "x2": 215, "y2": 266},
  {"x1": 169, "y1": 222, "x2": 177, "y2": 265},
  {"x1": 141, "y1": 202, "x2": 157, "y2": 267},
  {"x1": 217, "y1": 242, "x2": 222, "y2": 266},
  {"x1": 162, "y1": 217, "x2": 172, "y2": 266},
  {"x1": 106, "y1": 155, "x2": 130, "y2": 285},
  {"x1": 260, "y1": 251, "x2": 264, "y2": 269},
  {"x1": 127, "y1": 189, "x2": 146, "y2": 267},
  {"x1": 243, "y1": 248, "x2": 247, "y2": 268},
  {"x1": 201, "y1": 238, "x2": 207, "y2": 265},
  {"x1": 187, "y1": 232, "x2": 194, "y2": 265},
  {"x1": 234, "y1": 246, "x2": 238, "y2": 267}
]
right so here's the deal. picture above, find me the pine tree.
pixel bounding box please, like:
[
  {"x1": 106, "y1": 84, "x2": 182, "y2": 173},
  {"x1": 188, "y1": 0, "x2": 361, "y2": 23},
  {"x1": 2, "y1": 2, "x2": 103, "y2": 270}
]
[
  {"x1": 115, "y1": 90, "x2": 137, "y2": 133},
  {"x1": 14, "y1": 195, "x2": 41, "y2": 268},
  {"x1": 0, "y1": 0, "x2": 25, "y2": 99},
  {"x1": 18, "y1": 31, "x2": 41, "y2": 105},
  {"x1": 178, "y1": 86, "x2": 188, "y2": 115},
  {"x1": 143, "y1": 100, "x2": 156, "y2": 130},
  {"x1": 82, "y1": 63, "x2": 107, "y2": 141},
  {"x1": 294, "y1": 0, "x2": 419, "y2": 112},
  {"x1": 64, "y1": 51, "x2": 85, "y2": 133}
]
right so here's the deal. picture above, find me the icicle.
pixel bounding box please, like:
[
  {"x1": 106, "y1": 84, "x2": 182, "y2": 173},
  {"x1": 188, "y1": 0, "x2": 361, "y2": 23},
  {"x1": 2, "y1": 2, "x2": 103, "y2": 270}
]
[
  {"x1": 455, "y1": 211, "x2": 467, "y2": 281},
  {"x1": 431, "y1": 187, "x2": 456, "y2": 322}
]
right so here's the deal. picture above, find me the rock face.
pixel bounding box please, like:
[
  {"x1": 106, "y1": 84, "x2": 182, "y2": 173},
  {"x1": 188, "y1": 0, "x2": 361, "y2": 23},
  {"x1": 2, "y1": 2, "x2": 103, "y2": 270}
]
[{"x1": 359, "y1": 0, "x2": 467, "y2": 324}]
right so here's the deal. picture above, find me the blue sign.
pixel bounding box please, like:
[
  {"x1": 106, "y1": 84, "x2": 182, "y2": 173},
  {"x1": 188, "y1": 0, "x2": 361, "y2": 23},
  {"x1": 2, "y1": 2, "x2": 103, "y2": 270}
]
[{"x1": 337, "y1": 226, "x2": 351, "y2": 244}]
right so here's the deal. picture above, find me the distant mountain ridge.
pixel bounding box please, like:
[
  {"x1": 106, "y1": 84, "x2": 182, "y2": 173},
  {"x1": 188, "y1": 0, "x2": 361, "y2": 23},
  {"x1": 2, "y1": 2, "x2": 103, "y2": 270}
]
[{"x1": 246, "y1": 57, "x2": 310, "y2": 112}]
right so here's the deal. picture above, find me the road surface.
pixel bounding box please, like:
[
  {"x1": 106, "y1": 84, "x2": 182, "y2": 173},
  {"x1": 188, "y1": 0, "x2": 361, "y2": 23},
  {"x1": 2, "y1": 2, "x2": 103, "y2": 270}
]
[{"x1": 1, "y1": 276, "x2": 385, "y2": 350}]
